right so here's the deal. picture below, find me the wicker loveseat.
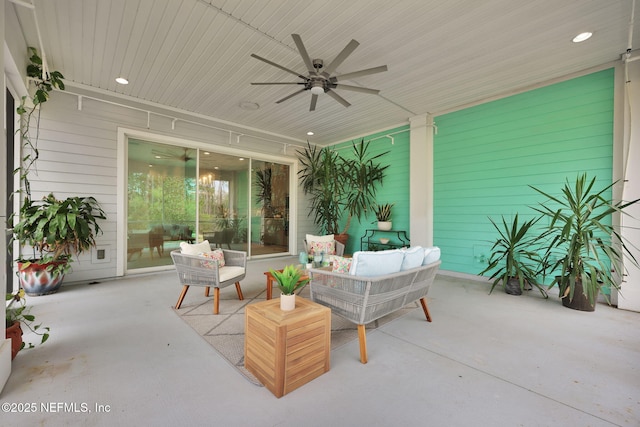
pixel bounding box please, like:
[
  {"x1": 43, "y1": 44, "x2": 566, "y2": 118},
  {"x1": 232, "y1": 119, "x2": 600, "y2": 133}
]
[{"x1": 308, "y1": 247, "x2": 441, "y2": 363}]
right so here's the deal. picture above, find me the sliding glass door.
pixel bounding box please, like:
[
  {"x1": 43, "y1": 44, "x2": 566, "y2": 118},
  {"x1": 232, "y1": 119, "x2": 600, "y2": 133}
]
[
  {"x1": 198, "y1": 151, "x2": 249, "y2": 253},
  {"x1": 126, "y1": 138, "x2": 291, "y2": 271},
  {"x1": 127, "y1": 140, "x2": 196, "y2": 269},
  {"x1": 251, "y1": 161, "x2": 290, "y2": 256}
]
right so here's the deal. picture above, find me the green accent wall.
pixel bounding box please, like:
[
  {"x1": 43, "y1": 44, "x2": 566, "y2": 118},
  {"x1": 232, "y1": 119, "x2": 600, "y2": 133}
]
[{"x1": 433, "y1": 68, "x2": 615, "y2": 275}]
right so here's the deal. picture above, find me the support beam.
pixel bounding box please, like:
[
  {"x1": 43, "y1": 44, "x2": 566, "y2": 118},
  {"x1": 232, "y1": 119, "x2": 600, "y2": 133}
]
[{"x1": 409, "y1": 114, "x2": 434, "y2": 246}]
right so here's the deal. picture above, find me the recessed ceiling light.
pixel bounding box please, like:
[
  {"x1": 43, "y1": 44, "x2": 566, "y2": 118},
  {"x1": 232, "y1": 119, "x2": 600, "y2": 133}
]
[
  {"x1": 239, "y1": 158, "x2": 245, "y2": 161},
  {"x1": 239, "y1": 101, "x2": 260, "y2": 110},
  {"x1": 115, "y1": 77, "x2": 129, "y2": 85},
  {"x1": 307, "y1": 131, "x2": 314, "y2": 136},
  {"x1": 572, "y1": 32, "x2": 593, "y2": 43},
  {"x1": 204, "y1": 151, "x2": 210, "y2": 155}
]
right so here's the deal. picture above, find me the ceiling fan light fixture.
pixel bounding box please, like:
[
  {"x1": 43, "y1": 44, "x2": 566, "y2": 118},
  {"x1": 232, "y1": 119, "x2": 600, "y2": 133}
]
[{"x1": 310, "y1": 84, "x2": 324, "y2": 95}]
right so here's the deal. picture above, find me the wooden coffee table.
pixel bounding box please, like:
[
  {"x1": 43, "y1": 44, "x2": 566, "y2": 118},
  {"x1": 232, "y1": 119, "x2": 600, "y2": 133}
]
[
  {"x1": 263, "y1": 269, "x2": 309, "y2": 300},
  {"x1": 244, "y1": 297, "x2": 331, "y2": 397}
]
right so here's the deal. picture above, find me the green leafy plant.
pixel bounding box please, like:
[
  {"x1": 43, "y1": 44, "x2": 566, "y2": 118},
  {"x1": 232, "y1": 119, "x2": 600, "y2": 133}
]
[
  {"x1": 6, "y1": 288, "x2": 50, "y2": 350},
  {"x1": 372, "y1": 203, "x2": 394, "y2": 222},
  {"x1": 530, "y1": 174, "x2": 640, "y2": 307},
  {"x1": 479, "y1": 214, "x2": 548, "y2": 297},
  {"x1": 13, "y1": 193, "x2": 106, "y2": 274},
  {"x1": 269, "y1": 265, "x2": 310, "y2": 295},
  {"x1": 297, "y1": 139, "x2": 389, "y2": 235},
  {"x1": 15, "y1": 47, "x2": 65, "y2": 203}
]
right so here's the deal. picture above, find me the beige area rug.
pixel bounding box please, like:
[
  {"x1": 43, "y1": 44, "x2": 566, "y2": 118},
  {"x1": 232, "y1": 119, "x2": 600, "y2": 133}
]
[{"x1": 173, "y1": 284, "x2": 419, "y2": 386}]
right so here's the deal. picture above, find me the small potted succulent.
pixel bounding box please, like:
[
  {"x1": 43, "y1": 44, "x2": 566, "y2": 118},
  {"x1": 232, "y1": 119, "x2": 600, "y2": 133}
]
[
  {"x1": 373, "y1": 203, "x2": 394, "y2": 231},
  {"x1": 6, "y1": 288, "x2": 50, "y2": 359},
  {"x1": 269, "y1": 265, "x2": 310, "y2": 311}
]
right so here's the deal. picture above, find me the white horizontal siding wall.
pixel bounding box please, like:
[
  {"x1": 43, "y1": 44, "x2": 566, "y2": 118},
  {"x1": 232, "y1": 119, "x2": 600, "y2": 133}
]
[{"x1": 23, "y1": 91, "x2": 307, "y2": 283}]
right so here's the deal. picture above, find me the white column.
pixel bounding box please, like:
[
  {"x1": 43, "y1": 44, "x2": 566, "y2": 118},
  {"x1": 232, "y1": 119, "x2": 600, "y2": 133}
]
[
  {"x1": 619, "y1": 59, "x2": 640, "y2": 312},
  {"x1": 409, "y1": 113, "x2": 434, "y2": 247},
  {"x1": 1, "y1": 0, "x2": 13, "y2": 392}
]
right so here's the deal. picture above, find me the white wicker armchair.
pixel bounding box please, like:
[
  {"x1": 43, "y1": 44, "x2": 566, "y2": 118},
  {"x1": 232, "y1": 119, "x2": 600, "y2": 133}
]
[
  {"x1": 171, "y1": 249, "x2": 247, "y2": 314},
  {"x1": 309, "y1": 260, "x2": 441, "y2": 363}
]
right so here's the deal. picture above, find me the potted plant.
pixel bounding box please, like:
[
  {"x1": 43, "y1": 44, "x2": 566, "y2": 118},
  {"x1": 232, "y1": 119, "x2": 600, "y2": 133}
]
[
  {"x1": 6, "y1": 288, "x2": 50, "y2": 359},
  {"x1": 269, "y1": 265, "x2": 310, "y2": 311},
  {"x1": 372, "y1": 203, "x2": 394, "y2": 230},
  {"x1": 479, "y1": 214, "x2": 548, "y2": 297},
  {"x1": 530, "y1": 174, "x2": 640, "y2": 311},
  {"x1": 297, "y1": 139, "x2": 389, "y2": 245},
  {"x1": 12, "y1": 48, "x2": 106, "y2": 295},
  {"x1": 13, "y1": 193, "x2": 106, "y2": 295}
]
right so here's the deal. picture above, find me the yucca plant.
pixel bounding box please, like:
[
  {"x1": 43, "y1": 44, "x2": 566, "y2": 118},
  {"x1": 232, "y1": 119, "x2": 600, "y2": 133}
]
[
  {"x1": 479, "y1": 214, "x2": 548, "y2": 297},
  {"x1": 530, "y1": 174, "x2": 640, "y2": 310}
]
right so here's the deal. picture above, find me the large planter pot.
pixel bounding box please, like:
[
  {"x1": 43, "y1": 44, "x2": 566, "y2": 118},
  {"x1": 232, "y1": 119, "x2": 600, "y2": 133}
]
[
  {"x1": 6, "y1": 321, "x2": 23, "y2": 360},
  {"x1": 377, "y1": 221, "x2": 392, "y2": 231},
  {"x1": 505, "y1": 277, "x2": 523, "y2": 295},
  {"x1": 561, "y1": 280, "x2": 597, "y2": 312},
  {"x1": 334, "y1": 233, "x2": 349, "y2": 247},
  {"x1": 18, "y1": 260, "x2": 67, "y2": 296}
]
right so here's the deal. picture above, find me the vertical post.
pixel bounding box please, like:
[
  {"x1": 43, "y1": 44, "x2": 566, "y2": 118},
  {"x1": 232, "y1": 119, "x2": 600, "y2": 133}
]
[{"x1": 409, "y1": 114, "x2": 434, "y2": 247}]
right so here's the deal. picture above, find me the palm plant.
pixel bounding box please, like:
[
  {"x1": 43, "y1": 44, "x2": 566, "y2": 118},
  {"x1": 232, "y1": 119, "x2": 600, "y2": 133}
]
[
  {"x1": 530, "y1": 174, "x2": 640, "y2": 310},
  {"x1": 297, "y1": 139, "x2": 389, "y2": 236},
  {"x1": 479, "y1": 214, "x2": 548, "y2": 297}
]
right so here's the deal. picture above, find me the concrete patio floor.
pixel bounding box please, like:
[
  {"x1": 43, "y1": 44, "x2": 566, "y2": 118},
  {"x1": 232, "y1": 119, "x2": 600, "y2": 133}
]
[{"x1": 2, "y1": 256, "x2": 639, "y2": 426}]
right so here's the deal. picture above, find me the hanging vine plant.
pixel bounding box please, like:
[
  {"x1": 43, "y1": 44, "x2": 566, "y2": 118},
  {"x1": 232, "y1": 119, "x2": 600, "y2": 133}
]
[{"x1": 15, "y1": 46, "x2": 65, "y2": 204}]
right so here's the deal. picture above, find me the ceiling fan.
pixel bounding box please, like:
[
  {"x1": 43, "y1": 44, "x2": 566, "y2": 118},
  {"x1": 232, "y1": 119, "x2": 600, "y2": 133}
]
[
  {"x1": 251, "y1": 34, "x2": 388, "y2": 111},
  {"x1": 151, "y1": 148, "x2": 195, "y2": 162}
]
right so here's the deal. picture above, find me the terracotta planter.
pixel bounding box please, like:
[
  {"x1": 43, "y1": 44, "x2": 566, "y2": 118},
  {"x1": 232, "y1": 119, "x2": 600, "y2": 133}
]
[
  {"x1": 18, "y1": 260, "x2": 67, "y2": 296},
  {"x1": 6, "y1": 321, "x2": 23, "y2": 360},
  {"x1": 334, "y1": 233, "x2": 349, "y2": 247}
]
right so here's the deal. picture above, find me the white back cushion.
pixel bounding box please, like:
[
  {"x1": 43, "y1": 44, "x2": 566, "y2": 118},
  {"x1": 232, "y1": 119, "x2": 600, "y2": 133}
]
[
  {"x1": 180, "y1": 240, "x2": 211, "y2": 255},
  {"x1": 423, "y1": 246, "x2": 441, "y2": 265},
  {"x1": 401, "y1": 246, "x2": 425, "y2": 271},
  {"x1": 306, "y1": 233, "x2": 334, "y2": 243},
  {"x1": 349, "y1": 249, "x2": 404, "y2": 276}
]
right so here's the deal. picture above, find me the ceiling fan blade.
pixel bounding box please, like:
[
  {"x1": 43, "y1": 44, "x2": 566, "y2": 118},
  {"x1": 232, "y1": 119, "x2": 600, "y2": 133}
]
[
  {"x1": 251, "y1": 82, "x2": 305, "y2": 85},
  {"x1": 326, "y1": 89, "x2": 351, "y2": 108},
  {"x1": 250, "y1": 53, "x2": 307, "y2": 80},
  {"x1": 333, "y1": 84, "x2": 380, "y2": 95},
  {"x1": 330, "y1": 65, "x2": 388, "y2": 82},
  {"x1": 322, "y1": 39, "x2": 359, "y2": 78},
  {"x1": 276, "y1": 88, "x2": 307, "y2": 104},
  {"x1": 291, "y1": 34, "x2": 317, "y2": 76},
  {"x1": 310, "y1": 94, "x2": 318, "y2": 111}
]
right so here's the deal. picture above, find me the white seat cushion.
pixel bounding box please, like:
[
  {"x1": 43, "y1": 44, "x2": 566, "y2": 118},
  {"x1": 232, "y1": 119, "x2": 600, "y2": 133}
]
[{"x1": 218, "y1": 266, "x2": 245, "y2": 282}]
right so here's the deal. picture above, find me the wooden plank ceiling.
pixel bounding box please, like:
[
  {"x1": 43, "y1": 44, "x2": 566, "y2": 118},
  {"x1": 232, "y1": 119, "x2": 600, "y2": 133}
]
[{"x1": 11, "y1": 0, "x2": 639, "y2": 146}]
